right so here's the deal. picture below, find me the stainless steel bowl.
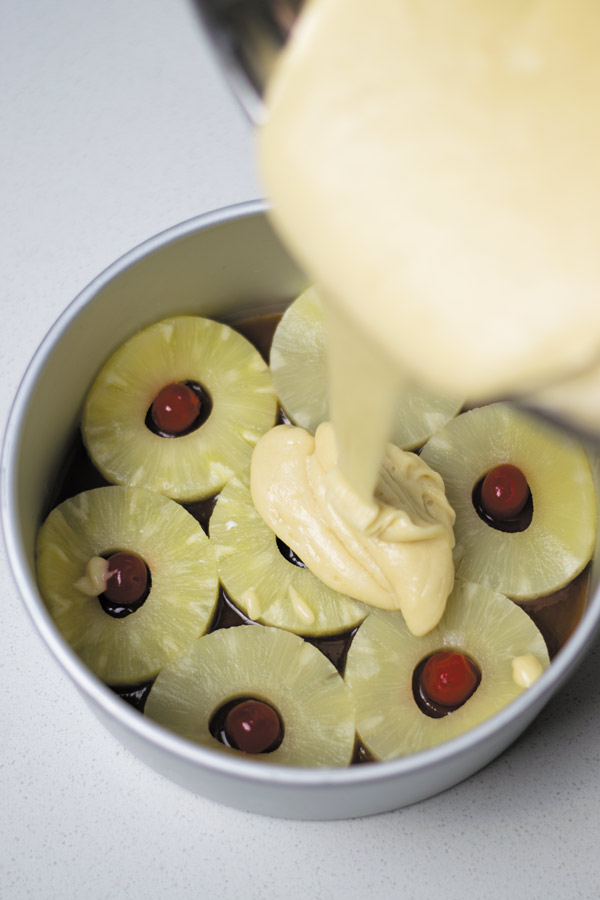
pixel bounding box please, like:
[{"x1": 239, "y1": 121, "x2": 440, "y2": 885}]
[
  {"x1": 3, "y1": 201, "x2": 600, "y2": 819},
  {"x1": 192, "y1": 0, "x2": 303, "y2": 123}
]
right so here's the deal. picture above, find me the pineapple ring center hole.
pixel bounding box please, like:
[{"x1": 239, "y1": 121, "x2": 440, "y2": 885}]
[
  {"x1": 412, "y1": 650, "x2": 481, "y2": 718},
  {"x1": 146, "y1": 380, "x2": 213, "y2": 438},
  {"x1": 209, "y1": 696, "x2": 284, "y2": 754},
  {"x1": 276, "y1": 537, "x2": 307, "y2": 568},
  {"x1": 472, "y1": 467, "x2": 533, "y2": 533},
  {"x1": 99, "y1": 550, "x2": 152, "y2": 618}
]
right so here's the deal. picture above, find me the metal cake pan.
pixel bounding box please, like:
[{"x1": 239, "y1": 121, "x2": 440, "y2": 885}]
[{"x1": 3, "y1": 200, "x2": 600, "y2": 819}]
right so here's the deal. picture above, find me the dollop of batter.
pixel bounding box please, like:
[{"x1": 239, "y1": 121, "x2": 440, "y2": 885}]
[
  {"x1": 75, "y1": 556, "x2": 110, "y2": 597},
  {"x1": 250, "y1": 422, "x2": 455, "y2": 636},
  {"x1": 512, "y1": 653, "x2": 545, "y2": 688}
]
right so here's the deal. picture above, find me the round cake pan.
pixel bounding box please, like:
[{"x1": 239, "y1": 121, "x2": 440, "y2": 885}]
[{"x1": 3, "y1": 200, "x2": 600, "y2": 819}]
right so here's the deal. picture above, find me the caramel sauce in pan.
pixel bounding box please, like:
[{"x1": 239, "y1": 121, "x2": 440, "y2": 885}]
[
  {"x1": 47, "y1": 314, "x2": 591, "y2": 744},
  {"x1": 520, "y1": 567, "x2": 590, "y2": 660},
  {"x1": 231, "y1": 313, "x2": 281, "y2": 363}
]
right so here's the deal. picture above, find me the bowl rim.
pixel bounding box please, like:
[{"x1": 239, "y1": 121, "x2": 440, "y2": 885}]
[{"x1": 3, "y1": 198, "x2": 600, "y2": 789}]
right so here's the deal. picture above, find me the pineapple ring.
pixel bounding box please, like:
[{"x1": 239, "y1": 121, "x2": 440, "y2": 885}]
[
  {"x1": 36, "y1": 486, "x2": 219, "y2": 684},
  {"x1": 145, "y1": 625, "x2": 356, "y2": 767},
  {"x1": 345, "y1": 580, "x2": 550, "y2": 761},
  {"x1": 209, "y1": 467, "x2": 369, "y2": 637},
  {"x1": 82, "y1": 316, "x2": 278, "y2": 501},
  {"x1": 270, "y1": 286, "x2": 463, "y2": 449},
  {"x1": 420, "y1": 403, "x2": 597, "y2": 600}
]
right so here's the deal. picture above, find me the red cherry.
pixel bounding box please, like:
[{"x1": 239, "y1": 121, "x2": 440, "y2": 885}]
[
  {"x1": 151, "y1": 383, "x2": 201, "y2": 435},
  {"x1": 224, "y1": 699, "x2": 282, "y2": 754},
  {"x1": 420, "y1": 651, "x2": 479, "y2": 709},
  {"x1": 480, "y1": 464, "x2": 530, "y2": 520},
  {"x1": 104, "y1": 552, "x2": 148, "y2": 606}
]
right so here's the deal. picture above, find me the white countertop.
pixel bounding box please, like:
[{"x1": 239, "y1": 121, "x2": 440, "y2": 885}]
[{"x1": 2, "y1": 2, "x2": 600, "y2": 898}]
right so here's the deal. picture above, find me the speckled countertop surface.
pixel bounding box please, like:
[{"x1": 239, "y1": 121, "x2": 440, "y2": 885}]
[{"x1": 2, "y1": 3, "x2": 600, "y2": 898}]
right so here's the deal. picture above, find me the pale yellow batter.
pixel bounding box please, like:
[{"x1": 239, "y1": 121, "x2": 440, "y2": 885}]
[
  {"x1": 260, "y1": 0, "x2": 600, "y2": 404},
  {"x1": 253, "y1": 0, "x2": 600, "y2": 636},
  {"x1": 512, "y1": 653, "x2": 545, "y2": 688},
  {"x1": 251, "y1": 422, "x2": 455, "y2": 636}
]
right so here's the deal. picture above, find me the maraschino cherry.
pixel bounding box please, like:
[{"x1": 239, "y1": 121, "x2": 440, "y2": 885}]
[
  {"x1": 480, "y1": 463, "x2": 530, "y2": 520},
  {"x1": 151, "y1": 383, "x2": 201, "y2": 436},
  {"x1": 224, "y1": 699, "x2": 282, "y2": 754},
  {"x1": 104, "y1": 552, "x2": 148, "y2": 606},
  {"x1": 420, "y1": 650, "x2": 479, "y2": 709}
]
